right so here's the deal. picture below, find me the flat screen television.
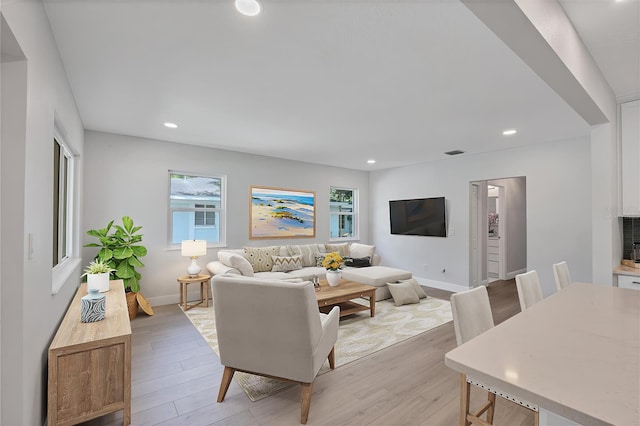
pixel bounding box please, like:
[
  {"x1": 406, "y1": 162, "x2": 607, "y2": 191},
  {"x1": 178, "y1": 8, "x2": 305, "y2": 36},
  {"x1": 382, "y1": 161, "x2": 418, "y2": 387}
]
[{"x1": 389, "y1": 197, "x2": 447, "y2": 237}]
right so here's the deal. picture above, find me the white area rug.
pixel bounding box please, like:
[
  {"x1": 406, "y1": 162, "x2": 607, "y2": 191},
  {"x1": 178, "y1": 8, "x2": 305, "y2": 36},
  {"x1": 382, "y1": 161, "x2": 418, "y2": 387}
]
[{"x1": 182, "y1": 296, "x2": 452, "y2": 401}]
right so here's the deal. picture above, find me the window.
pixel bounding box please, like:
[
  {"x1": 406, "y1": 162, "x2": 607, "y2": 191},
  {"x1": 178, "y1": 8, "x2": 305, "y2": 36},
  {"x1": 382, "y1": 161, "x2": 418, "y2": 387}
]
[
  {"x1": 53, "y1": 137, "x2": 73, "y2": 267},
  {"x1": 194, "y1": 204, "x2": 217, "y2": 226},
  {"x1": 169, "y1": 172, "x2": 225, "y2": 246},
  {"x1": 330, "y1": 187, "x2": 357, "y2": 239}
]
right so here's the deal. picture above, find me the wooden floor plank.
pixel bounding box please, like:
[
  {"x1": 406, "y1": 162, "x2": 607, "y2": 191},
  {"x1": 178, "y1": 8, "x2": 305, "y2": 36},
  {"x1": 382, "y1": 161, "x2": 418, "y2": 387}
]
[{"x1": 82, "y1": 279, "x2": 535, "y2": 426}]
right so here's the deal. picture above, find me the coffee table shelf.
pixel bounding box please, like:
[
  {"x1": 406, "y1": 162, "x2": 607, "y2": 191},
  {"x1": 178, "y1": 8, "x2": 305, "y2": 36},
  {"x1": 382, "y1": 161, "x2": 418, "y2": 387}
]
[
  {"x1": 316, "y1": 279, "x2": 376, "y2": 317},
  {"x1": 319, "y1": 300, "x2": 372, "y2": 317}
]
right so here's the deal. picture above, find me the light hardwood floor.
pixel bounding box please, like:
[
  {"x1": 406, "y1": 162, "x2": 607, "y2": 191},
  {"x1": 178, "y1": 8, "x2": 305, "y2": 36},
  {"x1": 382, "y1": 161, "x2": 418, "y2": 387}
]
[{"x1": 83, "y1": 279, "x2": 535, "y2": 426}]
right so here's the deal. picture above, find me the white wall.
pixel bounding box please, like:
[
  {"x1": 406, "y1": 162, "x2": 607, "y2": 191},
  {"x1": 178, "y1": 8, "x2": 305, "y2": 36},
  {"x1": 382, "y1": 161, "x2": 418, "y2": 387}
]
[
  {"x1": 370, "y1": 137, "x2": 592, "y2": 297},
  {"x1": 0, "y1": 3, "x2": 84, "y2": 425},
  {"x1": 83, "y1": 131, "x2": 370, "y2": 305}
]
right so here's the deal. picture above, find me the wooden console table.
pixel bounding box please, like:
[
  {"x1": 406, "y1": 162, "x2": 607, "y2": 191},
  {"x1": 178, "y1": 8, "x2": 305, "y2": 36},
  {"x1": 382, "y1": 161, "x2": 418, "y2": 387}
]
[{"x1": 48, "y1": 280, "x2": 131, "y2": 426}]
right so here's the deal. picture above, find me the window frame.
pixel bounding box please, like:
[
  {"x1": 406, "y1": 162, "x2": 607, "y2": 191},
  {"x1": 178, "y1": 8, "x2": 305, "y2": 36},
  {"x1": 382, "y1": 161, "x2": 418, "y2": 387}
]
[
  {"x1": 52, "y1": 130, "x2": 80, "y2": 294},
  {"x1": 168, "y1": 171, "x2": 227, "y2": 248},
  {"x1": 329, "y1": 186, "x2": 358, "y2": 241}
]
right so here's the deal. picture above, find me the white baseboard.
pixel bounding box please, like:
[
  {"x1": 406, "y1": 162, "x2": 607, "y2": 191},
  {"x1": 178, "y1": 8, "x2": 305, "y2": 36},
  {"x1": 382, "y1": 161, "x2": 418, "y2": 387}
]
[
  {"x1": 505, "y1": 268, "x2": 527, "y2": 280},
  {"x1": 413, "y1": 276, "x2": 469, "y2": 293},
  {"x1": 146, "y1": 292, "x2": 211, "y2": 307}
]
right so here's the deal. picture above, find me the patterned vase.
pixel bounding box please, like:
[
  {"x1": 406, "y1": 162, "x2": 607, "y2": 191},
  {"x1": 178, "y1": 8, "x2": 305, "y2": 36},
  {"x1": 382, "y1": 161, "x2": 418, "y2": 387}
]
[
  {"x1": 326, "y1": 270, "x2": 342, "y2": 287},
  {"x1": 81, "y1": 288, "x2": 106, "y2": 323}
]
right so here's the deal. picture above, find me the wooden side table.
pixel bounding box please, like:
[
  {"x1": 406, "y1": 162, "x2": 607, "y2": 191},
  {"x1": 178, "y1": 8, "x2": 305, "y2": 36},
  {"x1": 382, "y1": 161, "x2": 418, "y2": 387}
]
[{"x1": 177, "y1": 274, "x2": 211, "y2": 311}]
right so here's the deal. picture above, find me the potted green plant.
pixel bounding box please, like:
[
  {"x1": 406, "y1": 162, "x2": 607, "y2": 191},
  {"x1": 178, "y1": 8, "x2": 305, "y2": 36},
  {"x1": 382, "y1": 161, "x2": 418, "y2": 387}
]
[
  {"x1": 85, "y1": 216, "x2": 149, "y2": 319},
  {"x1": 82, "y1": 259, "x2": 114, "y2": 293}
]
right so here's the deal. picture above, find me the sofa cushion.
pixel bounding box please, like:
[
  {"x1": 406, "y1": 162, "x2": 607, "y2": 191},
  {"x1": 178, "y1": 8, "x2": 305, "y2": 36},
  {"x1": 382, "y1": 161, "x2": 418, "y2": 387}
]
[
  {"x1": 207, "y1": 261, "x2": 241, "y2": 276},
  {"x1": 243, "y1": 246, "x2": 281, "y2": 272},
  {"x1": 349, "y1": 243, "x2": 375, "y2": 259},
  {"x1": 253, "y1": 271, "x2": 292, "y2": 280},
  {"x1": 387, "y1": 281, "x2": 420, "y2": 306},
  {"x1": 271, "y1": 255, "x2": 303, "y2": 272},
  {"x1": 218, "y1": 252, "x2": 254, "y2": 276},
  {"x1": 287, "y1": 244, "x2": 321, "y2": 267},
  {"x1": 398, "y1": 277, "x2": 427, "y2": 299},
  {"x1": 286, "y1": 266, "x2": 326, "y2": 279},
  {"x1": 342, "y1": 266, "x2": 412, "y2": 287},
  {"x1": 324, "y1": 243, "x2": 350, "y2": 257}
]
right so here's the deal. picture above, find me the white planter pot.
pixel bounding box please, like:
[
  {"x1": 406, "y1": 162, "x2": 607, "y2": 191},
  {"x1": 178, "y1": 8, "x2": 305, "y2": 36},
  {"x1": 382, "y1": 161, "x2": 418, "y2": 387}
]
[
  {"x1": 87, "y1": 272, "x2": 110, "y2": 293},
  {"x1": 326, "y1": 270, "x2": 342, "y2": 287}
]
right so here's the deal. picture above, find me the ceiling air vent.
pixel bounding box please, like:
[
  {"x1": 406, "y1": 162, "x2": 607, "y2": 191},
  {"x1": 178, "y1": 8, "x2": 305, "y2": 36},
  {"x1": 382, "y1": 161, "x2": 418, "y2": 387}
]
[{"x1": 445, "y1": 150, "x2": 465, "y2": 156}]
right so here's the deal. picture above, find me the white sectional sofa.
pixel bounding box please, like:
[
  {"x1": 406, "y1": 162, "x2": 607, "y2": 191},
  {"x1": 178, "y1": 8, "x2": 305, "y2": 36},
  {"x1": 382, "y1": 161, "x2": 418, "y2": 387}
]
[{"x1": 206, "y1": 242, "x2": 411, "y2": 301}]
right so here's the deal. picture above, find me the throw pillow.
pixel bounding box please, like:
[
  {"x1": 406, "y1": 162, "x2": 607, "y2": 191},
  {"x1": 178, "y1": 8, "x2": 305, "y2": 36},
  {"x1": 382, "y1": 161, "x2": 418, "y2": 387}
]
[
  {"x1": 399, "y1": 277, "x2": 427, "y2": 299},
  {"x1": 243, "y1": 246, "x2": 281, "y2": 273},
  {"x1": 349, "y1": 243, "x2": 375, "y2": 259},
  {"x1": 287, "y1": 244, "x2": 320, "y2": 267},
  {"x1": 324, "y1": 243, "x2": 350, "y2": 257},
  {"x1": 387, "y1": 281, "x2": 420, "y2": 307},
  {"x1": 315, "y1": 253, "x2": 328, "y2": 267},
  {"x1": 271, "y1": 255, "x2": 303, "y2": 272},
  {"x1": 217, "y1": 252, "x2": 254, "y2": 277},
  {"x1": 343, "y1": 256, "x2": 371, "y2": 268}
]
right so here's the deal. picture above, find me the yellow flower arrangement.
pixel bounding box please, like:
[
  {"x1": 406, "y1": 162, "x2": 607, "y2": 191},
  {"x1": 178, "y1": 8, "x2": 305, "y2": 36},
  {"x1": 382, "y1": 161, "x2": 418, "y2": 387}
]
[{"x1": 322, "y1": 252, "x2": 343, "y2": 271}]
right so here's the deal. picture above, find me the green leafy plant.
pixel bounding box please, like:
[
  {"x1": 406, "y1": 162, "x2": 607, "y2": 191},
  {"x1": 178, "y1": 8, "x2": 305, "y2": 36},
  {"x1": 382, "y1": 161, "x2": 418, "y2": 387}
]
[
  {"x1": 81, "y1": 259, "x2": 114, "y2": 277},
  {"x1": 85, "y1": 216, "x2": 147, "y2": 292}
]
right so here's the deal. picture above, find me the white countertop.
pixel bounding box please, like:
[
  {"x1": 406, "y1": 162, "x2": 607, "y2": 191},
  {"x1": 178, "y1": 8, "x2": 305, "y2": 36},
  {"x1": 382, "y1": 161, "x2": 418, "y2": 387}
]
[{"x1": 445, "y1": 282, "x2": 640, "y2": 425}]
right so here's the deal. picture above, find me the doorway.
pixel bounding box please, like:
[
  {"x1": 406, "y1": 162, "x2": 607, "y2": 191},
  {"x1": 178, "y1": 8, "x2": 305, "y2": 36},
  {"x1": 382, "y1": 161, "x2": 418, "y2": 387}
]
[{"x1": 469, "y1": 177, "x2": 527, "y2": 287}]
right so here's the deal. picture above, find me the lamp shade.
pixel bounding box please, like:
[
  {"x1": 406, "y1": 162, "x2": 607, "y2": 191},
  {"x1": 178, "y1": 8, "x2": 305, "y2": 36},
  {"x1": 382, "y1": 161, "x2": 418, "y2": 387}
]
[{"x1": 181, "y1": 240, "x2": 207, "y2": 257}]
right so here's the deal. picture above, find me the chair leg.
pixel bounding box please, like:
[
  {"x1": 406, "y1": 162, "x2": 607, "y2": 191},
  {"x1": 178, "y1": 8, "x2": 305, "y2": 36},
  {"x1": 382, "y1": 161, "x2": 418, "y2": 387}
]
[
  {"x1": 217, "y1": 366, "x2": 235, "y2": 402},
  {"x1": 300, "y1": 382, "x2": 313, "y2": 424},
  {"x1": 460, "y1": 374, "x2": 471, "y2": 426},
  {"x1": 328, "y1": 347, "x2": 335, "y2": 369},
  {"x1": 486, "y1": 391, "x2": 496, "y2": 424}
]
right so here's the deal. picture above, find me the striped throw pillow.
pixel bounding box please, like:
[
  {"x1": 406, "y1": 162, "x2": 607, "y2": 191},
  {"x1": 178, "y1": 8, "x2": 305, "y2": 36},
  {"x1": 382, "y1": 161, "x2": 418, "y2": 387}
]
[{"x1": 271, "y1": 255, "x2": 303, "y2": 272}]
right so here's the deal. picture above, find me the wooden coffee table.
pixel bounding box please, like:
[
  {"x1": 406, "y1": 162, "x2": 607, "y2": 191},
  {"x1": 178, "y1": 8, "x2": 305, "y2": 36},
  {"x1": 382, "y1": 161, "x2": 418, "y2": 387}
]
[{"x1": 316, "y1": 279, "x2": 376, "y2": 317}]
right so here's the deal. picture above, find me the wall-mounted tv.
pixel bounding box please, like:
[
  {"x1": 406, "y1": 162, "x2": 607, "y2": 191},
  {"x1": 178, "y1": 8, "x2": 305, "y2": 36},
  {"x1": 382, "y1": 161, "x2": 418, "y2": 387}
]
[{"x1": 389, "y1": 197, "x2": 447, "y2": 237}]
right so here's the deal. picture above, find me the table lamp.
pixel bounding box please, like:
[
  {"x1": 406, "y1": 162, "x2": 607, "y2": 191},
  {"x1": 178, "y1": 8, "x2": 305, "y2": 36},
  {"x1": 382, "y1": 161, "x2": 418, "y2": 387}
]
[{"x1": 181, "y1": 240, "x2": 207, "y2": 277}]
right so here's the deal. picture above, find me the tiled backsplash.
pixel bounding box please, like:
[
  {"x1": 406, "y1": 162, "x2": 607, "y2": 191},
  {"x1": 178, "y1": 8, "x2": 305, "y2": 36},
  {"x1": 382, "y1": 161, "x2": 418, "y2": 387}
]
[{"x1": 622, "y1": 217, "x2": 640, "y2": 260}]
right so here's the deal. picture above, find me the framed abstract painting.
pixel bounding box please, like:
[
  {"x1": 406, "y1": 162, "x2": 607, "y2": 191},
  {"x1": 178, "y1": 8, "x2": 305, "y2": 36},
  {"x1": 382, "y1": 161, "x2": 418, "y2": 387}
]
[{"x1": 249, "y1": 186, "x2": 316, "y2": 239}]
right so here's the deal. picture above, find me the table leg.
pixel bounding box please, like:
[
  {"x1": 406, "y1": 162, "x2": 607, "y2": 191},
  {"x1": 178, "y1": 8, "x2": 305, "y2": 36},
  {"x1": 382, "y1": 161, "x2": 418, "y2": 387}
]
[
  {"x1": 370, "y1": 291, "x2": 376, "y2": 317},
  {"x1": 183, "y1": 282, "x2": 188, "y2": 311},
  {"x1": 200, "y1": 281, "x2": 204, "y2": 305},
  {"x1": 204, "y1": 279, "x2": 209, "y2": 307},
  {"x1": 179, "y1": 282, "x2": 184, "y2": 308}
]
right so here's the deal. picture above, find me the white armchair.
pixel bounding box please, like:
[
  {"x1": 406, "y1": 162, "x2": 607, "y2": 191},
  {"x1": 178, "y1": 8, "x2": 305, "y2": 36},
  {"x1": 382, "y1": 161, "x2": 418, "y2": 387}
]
[{"x1": 211, "y1": 274, "x2": 339, "y2": 424}]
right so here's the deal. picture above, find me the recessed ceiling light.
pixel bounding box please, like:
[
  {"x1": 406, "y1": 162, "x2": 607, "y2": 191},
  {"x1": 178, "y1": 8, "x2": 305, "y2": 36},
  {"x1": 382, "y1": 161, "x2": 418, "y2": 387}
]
[
  {"x1": 164, "y1": 122, "x2": 178, "y2": 129},
  {"x1": 367, "y1": 159, "x2": 376, "y2": 164},
  {"x1": 502, "y1": 129, "x2": 517, "y2": 136},
  {"x1": 235, "y1": 0, "x2": 261, "y2": 16}
]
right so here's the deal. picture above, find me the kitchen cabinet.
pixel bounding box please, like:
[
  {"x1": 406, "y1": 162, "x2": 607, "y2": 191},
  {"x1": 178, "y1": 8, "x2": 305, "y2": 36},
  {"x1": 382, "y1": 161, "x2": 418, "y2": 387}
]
[
  {"x1": 487, "y1": 237, "x2": 499, "y2": 275},
  {"x1": 620, "y1": 99, "x2": 640, "y2": 216},
  {"x1": 618, "y1": 274, "x2": 640, "y2": 290}
]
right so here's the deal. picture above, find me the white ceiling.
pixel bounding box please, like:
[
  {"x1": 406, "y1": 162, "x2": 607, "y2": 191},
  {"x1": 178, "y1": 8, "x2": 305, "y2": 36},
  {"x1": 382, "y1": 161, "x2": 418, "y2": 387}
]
[
  {"x1": 42, "y1": 0, "x2": 637, "y2": 171},
  {"x1": 560, "y1": 0, "x2": 640, "y2": 102}
]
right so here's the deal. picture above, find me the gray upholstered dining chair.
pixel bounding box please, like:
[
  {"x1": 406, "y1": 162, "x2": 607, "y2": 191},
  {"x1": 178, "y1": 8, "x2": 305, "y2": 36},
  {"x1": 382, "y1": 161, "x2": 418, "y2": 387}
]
[
  {"x1": 515, "y1": 270, "x2": 544, "y2": 311},
  {"x1": 451, "y1": 286, "x2": 539, "y2": 426},
  {"x1": 552, "y1": 261, "x2": 572, "y2": 291},
  {"x1": 211, "y1": 274, "x2": 339, "y2": 424}
]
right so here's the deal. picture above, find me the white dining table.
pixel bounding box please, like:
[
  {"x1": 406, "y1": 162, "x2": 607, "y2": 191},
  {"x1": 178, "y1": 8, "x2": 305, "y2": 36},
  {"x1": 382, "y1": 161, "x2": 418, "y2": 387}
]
[{"x1": 445, "y1": 282, "x2": 639, "y2": 426}]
